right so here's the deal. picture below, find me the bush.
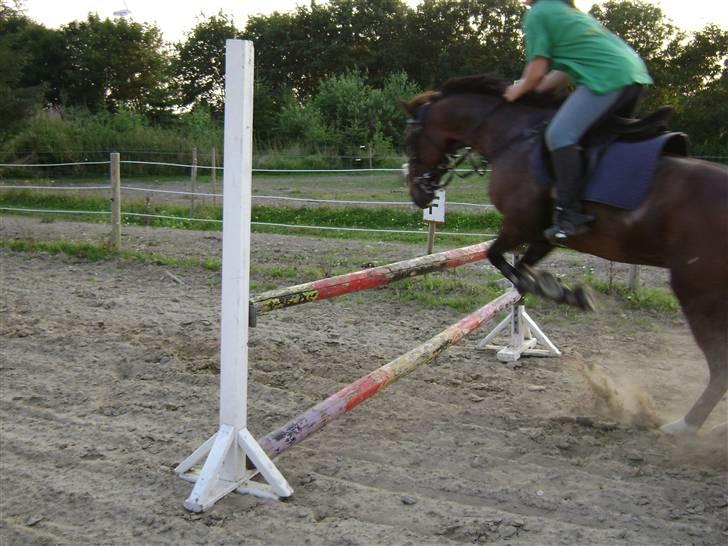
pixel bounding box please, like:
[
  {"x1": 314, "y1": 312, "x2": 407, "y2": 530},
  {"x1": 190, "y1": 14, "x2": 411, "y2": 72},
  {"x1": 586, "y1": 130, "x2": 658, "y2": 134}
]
[
  {"x1": 0, "y1": 107, "x2": 223, "y2": 177},
  {"x1": 275, "y1": 99, "x2": 335, "y2": 149}
]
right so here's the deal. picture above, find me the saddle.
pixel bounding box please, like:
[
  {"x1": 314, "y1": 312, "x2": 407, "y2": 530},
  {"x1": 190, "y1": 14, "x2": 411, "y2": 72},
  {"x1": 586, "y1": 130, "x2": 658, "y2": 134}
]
[
  {"x1": 535, "y1": 106, "x2": 691, "y2": 210},
  {"x1": 604, "y1": 105, "x2": 675, "y2": 139},
  {"x1": 581, "y1": 106, "x2": 689, "y2": 175}
]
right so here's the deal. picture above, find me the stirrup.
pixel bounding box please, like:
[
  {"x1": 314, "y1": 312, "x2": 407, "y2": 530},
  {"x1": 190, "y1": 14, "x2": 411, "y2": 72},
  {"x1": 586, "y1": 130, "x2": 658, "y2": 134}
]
[
  {"x1": 544, "y1": 209, "x2": 592, "y2": 242},
  {"x1": 544, "y1": 222, "x2": 590, "y2": 242}
]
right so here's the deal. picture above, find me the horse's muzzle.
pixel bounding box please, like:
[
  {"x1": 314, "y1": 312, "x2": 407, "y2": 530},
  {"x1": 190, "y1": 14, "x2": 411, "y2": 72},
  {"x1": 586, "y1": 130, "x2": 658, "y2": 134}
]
[{"x1": 409, "y1": 183, "x2": 435, "y2": 209}]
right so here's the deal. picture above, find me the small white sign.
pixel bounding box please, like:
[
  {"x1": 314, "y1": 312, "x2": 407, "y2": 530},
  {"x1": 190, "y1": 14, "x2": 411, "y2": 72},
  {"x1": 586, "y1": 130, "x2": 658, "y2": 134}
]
[{"x1": 423, "y1": 190, "x2": 446, "y2": 223}]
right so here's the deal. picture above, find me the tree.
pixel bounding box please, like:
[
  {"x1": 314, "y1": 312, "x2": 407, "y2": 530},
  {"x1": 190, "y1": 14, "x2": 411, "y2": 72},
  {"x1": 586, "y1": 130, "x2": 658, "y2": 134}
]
[
  {"x1": 675, "y1": 71, "x2": 728, "y2": 152},
  {"x1": 12, "y1": 22, "x2": 65, "y2": 106},
  {"x1": 0, "y1": 4, "x2": 44, "y2": 144},
  {"x1": 242, "y1": 11, "x2": 302, "y2": 97},
  {"x1": 0, "y1": 0, "x2": 23, "y2": 18},
  {"x1": 61, "y1": 14, "x2": 170, "y2": 113},
  {"x1": 377, "y1": 71, "x2": 421, "y2": 143},
  {"x1": 665, "y1": 24, "x2": 728, "y2": 98},
  {"x1": 253, "y1": 78, "x2": 293, "y2": 145},
  {"x1": 244, "y1": 1, "x2": 413, "y2": 99},
  {"x1": 403, "y1": 0, "x2": 525, "y2": 87},
  {"x1": 244, "y1": 0, "x2": 524, "y2": 99},
  {"x1": 589, "y1": 0, "x2": 678, "y2": 62},
  {"x1": 173, "y1": 12, "x2": 240, "y2": 114}
]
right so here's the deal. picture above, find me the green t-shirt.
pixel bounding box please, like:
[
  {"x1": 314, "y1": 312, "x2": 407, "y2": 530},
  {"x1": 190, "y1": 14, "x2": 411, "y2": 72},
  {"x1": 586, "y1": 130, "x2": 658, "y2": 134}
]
[{"x1": 524, "y1": 0, "x2": 653, "y2": 93}]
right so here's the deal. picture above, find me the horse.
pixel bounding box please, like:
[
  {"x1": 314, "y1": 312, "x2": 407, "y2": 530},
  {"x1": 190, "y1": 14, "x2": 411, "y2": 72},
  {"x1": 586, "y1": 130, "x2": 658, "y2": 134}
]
[{"x1": 399, "y1": 74, "x2": 728, "y2": 435}]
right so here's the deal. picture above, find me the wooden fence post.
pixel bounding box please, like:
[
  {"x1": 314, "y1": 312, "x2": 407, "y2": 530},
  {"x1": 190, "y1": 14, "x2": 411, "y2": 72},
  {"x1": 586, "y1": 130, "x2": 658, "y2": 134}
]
[
  {"x1": 628, "y1": 264, "x2": 640, "y2": 291},
  {"x1": 426, "y1": 221, "x2": 437, "y2": 254},
  {"x1": 211, "y1": 146, "x2": 218, "y2": 206},
  {"x1": 423, "y1": 190, "x2": 446, "y2": 255},
  {"x1": 110, "y1": 152, "x2": 121, "y2": 251}
]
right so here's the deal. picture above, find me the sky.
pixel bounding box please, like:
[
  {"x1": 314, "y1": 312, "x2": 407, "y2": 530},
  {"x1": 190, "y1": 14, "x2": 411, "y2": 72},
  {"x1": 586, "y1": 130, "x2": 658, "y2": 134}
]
[{"x1": 22, "y1": 0, "x2": 728, "y2": 43}]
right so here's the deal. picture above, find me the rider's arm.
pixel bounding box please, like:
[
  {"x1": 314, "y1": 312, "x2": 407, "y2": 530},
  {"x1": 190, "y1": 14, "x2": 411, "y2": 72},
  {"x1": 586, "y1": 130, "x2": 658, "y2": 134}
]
[
  {"x1": 535, "y1": 70, "x2": 571, "y2": 95},
  {"x1": 503, "y1": 56, "x2": 549, "y2": 102}
]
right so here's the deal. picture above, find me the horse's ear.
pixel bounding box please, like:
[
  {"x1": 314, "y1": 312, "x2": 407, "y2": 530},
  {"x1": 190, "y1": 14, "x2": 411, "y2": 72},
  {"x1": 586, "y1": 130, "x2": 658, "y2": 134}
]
[{"x1": 396, "y1": 98, "x2": 416, "y2": 118}]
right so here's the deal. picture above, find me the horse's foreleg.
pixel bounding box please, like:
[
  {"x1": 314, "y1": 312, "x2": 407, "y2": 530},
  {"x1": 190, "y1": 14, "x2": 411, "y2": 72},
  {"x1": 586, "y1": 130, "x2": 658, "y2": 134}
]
[
  {"x1": 516, "y1": 240, "x2": 554, "y2": 268},
  {"x1": 488, "y1": 221, "x2": 594, "y2": 310},
  {"x1": 511, "y1": 241, "x2": 553, "y2": 292},
  {"x1": 487, "y1": 233, "x2": 533, "y2": 296},
  {"x1": 488, "y1": 251, "x2": 523, "y2": 286}
]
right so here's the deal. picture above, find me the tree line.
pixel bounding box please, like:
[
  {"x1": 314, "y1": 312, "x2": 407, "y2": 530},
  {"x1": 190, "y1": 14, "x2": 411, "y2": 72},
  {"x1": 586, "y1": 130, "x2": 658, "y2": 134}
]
[{"x1": 2, "y1": 0, "x2": 726, "y2": 161}]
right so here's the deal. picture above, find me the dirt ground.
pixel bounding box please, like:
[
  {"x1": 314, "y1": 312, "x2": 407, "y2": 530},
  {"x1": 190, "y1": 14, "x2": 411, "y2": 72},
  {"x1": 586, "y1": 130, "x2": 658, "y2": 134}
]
[{"x1": 1, "y1": 216, "x2": 726, "y2": 546}]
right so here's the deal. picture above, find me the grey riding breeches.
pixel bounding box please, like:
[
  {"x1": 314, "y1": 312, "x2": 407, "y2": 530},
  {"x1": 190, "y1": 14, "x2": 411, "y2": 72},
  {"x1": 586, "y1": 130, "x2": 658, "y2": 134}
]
[{"x1": 545, "y1": 85, "x2": 641, "y2": 151}]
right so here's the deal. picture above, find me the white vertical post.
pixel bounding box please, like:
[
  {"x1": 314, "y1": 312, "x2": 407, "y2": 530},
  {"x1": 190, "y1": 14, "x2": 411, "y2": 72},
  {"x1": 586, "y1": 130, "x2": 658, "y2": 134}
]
[
  {"x1": 217, "y1": 39, "x2": 250, "y2": 482},
  {"x1": 175, "y1": 39, "x2": 292, "y2": 513}
]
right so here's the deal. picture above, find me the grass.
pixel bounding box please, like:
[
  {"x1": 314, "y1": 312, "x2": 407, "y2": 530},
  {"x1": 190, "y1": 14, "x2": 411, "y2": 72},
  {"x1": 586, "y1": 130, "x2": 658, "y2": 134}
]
[
  {"x1": 0, "y1": 238, "x2": 500, "y2": 312},
  {"x1": 387, "y1": 271, "x2": 507, "y2": 312},
  {"x1": 582, "y1": 273, "x2": 678, "y2": 313},
  {"x1": 0, "y1": 189, "x2": 502, "y2": 246},
  {"x1": 0, "y1": 239, "x2": 221, "y2": 271},
  {"x1": 0, "y1": 169, "x2": 492, "y2": 206},
  {"x1": 1, "y1": 236, "x2": 680, "y2": 315}
]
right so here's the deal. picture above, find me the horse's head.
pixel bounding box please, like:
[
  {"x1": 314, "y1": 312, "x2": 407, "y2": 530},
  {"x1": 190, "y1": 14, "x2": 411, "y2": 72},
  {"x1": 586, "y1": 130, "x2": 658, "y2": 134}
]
[
  {"x1": 398, "y1": 92, "x2": 460, "y2": 209},
  {"x1": 399, "y1": 74, "x2": 562, "y2": 208}
]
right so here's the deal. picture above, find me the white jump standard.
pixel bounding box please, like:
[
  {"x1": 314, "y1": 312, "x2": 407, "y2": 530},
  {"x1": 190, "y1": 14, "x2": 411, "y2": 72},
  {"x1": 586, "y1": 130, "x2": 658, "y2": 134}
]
[{"x1": 175, "y1": 40, "x2": 292, "y2": 513}]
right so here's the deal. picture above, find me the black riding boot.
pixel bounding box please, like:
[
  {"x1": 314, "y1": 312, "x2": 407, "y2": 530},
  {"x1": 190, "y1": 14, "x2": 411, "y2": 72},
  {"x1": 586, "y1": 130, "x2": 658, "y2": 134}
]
[{"x1": 544, "y1": 145, "x2": 594, "y2": 242}]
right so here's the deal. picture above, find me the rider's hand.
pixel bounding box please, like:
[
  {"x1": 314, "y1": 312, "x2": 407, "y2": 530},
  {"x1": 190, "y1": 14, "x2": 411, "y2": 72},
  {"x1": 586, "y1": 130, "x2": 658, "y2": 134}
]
[{"x1": 503, "y1": 83, "x2": 522, "y2": 102}]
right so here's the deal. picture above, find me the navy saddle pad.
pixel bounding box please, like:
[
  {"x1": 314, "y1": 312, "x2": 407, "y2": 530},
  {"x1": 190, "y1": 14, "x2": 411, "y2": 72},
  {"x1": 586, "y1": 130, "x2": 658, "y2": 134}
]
[{"x1": 532, "y1": 132, "x2": 687, "y2": 210}]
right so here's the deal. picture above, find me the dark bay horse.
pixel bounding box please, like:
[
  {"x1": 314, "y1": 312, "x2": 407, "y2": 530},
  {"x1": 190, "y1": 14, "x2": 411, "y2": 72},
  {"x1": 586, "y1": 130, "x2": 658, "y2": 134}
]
[{"x1": 399, "y1": 74, "x2": 728, "y2": 434}]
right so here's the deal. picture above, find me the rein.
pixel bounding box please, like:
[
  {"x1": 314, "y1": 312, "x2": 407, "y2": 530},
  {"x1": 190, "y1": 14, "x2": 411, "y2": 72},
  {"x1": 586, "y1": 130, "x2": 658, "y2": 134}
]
[
  {"x1": 407, "y1": 98, "x2": 503, "y2": 193},
  {"x1": 438, "y1": 147, "x2": 489, "y2": 187}
]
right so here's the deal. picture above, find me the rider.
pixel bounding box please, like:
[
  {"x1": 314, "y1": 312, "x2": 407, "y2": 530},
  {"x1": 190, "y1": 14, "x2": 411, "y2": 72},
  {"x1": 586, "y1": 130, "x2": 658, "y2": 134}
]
[{"x1": 503, "y1": 0, "x2": 653, "y2": 241}]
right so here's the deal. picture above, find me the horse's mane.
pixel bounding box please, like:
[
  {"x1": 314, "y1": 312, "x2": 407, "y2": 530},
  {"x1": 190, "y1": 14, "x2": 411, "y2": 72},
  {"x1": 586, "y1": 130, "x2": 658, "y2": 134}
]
[{"x1": 439, "y1": 73, "x2": 564, "y2": 109}]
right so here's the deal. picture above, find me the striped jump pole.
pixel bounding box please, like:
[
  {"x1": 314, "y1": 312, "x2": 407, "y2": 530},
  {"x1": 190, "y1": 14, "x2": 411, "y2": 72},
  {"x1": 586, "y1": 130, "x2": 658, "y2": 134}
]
[
  {"x1": 251, "y1": 241, "x2": 490, "y2": 315},
  {"x1": 257, "y1": 289, "x2": 521, "y2": 459}
]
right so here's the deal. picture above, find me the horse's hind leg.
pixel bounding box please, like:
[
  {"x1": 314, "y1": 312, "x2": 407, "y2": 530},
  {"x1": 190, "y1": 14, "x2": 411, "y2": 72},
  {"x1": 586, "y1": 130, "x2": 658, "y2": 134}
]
[{"x1": 662, "y1": 277, "x2": 728, "y2": 434}]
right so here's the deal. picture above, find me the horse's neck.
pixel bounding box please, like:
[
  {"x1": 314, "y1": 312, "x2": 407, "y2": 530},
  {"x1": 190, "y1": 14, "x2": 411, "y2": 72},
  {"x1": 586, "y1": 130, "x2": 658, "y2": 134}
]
[
  {"x1": 478, "y1": 103, "x2": 553, "y2": 160},
  {"x1": 438, "y1": 94, "x2": 554, "y2": 160}
]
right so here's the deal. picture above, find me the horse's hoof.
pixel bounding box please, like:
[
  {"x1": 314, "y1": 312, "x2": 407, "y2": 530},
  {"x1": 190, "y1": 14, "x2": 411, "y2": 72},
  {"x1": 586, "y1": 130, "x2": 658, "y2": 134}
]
[
  {"x1": 573, "y1": 286, "x2": 596, "y2": 312},
  {"x1": 661, "y1": 418, "x2": 697, "y2": 435},
  {"x1": 516, "y1": 270, "x2": 537, "y2": 294},
  {"x1": 535, "y1": 271, "x2": 564, "y2": 301}
]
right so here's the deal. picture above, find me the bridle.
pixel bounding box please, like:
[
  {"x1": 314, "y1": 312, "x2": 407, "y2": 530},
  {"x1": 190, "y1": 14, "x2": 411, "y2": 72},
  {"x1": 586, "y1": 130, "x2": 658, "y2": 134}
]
[{"x1": 406, "y1": 98, "x2": 501, "y2": 194}]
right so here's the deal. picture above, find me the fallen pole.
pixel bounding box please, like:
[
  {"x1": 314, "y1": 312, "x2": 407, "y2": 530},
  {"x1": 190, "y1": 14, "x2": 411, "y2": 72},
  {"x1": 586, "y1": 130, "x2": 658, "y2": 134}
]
[
  {"x1": 258, "y1": 289, "x2": 521, "y2": 459},
  {"x1": 251, "y1": 241, "x2": 490, "y2": 315}
]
